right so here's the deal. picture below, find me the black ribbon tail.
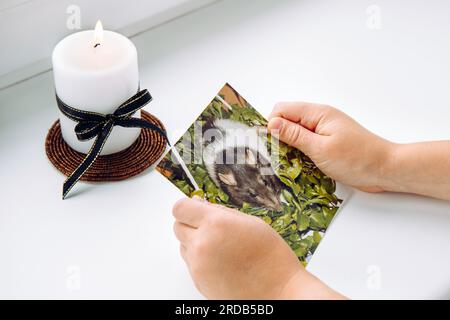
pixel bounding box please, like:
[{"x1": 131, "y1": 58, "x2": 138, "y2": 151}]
[{"x1": 62, "y1": 122, "x2": 114, "y2": 199}]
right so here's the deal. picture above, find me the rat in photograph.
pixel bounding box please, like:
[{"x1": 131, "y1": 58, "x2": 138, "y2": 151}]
[{"x1": 202, "y1": 119, "x2": 283, "y2": 211}]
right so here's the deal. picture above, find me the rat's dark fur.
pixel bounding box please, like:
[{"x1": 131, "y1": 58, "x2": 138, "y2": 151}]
[
  {"x1": 214, "y1": 147, "x2": 283, "y2": 211},
  {"x1": 203, "y1": 119, "x2": 283, "y2": 211}
]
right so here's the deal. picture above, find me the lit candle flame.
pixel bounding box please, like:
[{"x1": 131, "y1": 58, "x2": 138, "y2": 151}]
[{"x1": 94, "y1": 20, "x2": 103, "y2": 48}]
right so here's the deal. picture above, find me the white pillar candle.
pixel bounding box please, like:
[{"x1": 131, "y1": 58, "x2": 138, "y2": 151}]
[{"x1": 52, "y1": 21, "x2": 141, "y2": 155}]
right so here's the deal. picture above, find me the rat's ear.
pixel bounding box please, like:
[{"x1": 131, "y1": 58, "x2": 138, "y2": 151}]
[
  {"x1": 218, "y1": 172, "x2": 237, "y2": 186},
  {"x1": 245, "y1": 148, "x2": 257, "y2": 165}
]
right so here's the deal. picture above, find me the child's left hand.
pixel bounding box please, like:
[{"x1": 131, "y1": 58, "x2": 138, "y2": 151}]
[{"x1": 172, "y1": 196, "x2": 344, "y2": 299}]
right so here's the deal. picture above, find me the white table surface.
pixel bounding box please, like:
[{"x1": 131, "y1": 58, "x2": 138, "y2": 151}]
[{"x1": 1, "y1": 0, "x2": 450, "y2": 299}]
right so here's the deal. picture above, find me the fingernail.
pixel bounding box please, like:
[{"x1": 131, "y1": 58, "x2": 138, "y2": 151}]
[
  {"x1": 192, "y1": 195, "x2": 204, "y2": 201},
  {"x1": 268, "y1": 117, "x2": 284, "y2": 131}
]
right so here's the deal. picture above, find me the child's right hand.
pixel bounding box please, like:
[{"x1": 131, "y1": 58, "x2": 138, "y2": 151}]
[{"x1": 267, "y1": 102, "x2": 396, "y2": 193}]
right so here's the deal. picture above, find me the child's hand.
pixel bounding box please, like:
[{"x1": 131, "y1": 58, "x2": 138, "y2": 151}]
[
  {"x1": 268, "y1": 102, "x2": 396, "y2": 193},
  {"x1": 172, "y1": 197, "x2": 344, "y2": 299}
]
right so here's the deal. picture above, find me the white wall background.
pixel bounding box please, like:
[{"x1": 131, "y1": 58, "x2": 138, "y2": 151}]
[{"x1": 0, "y1": 0, "x2": 219, "y2": 88}]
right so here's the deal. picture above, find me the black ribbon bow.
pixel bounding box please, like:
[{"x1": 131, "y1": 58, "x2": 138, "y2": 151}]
[{"x1": 56, "y1": 89, "x2": 169, "y2": 199}]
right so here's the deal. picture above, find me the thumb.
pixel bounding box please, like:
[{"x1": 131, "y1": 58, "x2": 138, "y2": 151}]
[{"x1": 268, "y1": 117, "x2": 319, "y2": 155}]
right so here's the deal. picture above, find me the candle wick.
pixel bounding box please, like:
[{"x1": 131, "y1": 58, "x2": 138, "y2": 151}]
[{"x1": 94, "y1": 43, "x2": 101, "y2": 48}]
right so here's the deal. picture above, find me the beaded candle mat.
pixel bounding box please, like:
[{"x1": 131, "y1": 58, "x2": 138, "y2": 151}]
[{"x1": 45, "y1": 110, "x2": 167, "y2": 181}]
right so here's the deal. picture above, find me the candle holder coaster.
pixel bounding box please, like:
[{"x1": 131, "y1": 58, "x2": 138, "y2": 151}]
[{"x1": 45, "y1": 110, "x2": 167, "y2": 182}]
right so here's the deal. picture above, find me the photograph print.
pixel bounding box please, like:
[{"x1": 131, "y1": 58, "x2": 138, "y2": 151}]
[{"x1": 157, "y1": 83, "x2": 344, "y2": 265}]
